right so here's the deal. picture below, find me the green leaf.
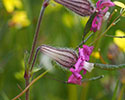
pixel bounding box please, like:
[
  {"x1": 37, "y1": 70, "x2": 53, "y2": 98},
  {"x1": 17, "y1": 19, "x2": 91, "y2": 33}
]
[
  {"x1": 112, "y1": 80, "x2": 119, "y2": 100},
  {"x1": 83, "y1": 12, "x2": 96, "y2": 39},
  {"x1": 114, "y1": 1, "x2": 125, "y2": 8}
]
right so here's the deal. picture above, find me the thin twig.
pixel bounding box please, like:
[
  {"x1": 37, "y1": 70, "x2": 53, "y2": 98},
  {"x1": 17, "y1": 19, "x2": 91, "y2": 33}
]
[
  {"x1": 25, "y1": 78, "x2": 29, "y2": 100},
  {"x1": 28, "y1": 0, "x2": 49, "y2": 66},
  {"x1": 12, "y1": 70, "x2": 49, "y2": 100},
  {"x1": 24, "y1": 1, "x2": 49, "y2": 100},
  {"x1": 94, "y1": 63, "x2": 125, "y2": 70},
  {"x1": 104, "y1": 34, "x2": 125, "y2": 38},
  {"x1": 75, "y1": 32, "x2": 94, "y2": 50},
  {"x1": 17, "y1": 84, "x2": 23, "y2": 91},
  {"x1": 81, "y1": 75, "x2": 104, "y2": 82},
  {"x1": 30, "y1": 47, "x2": 40, "y2": 71}
]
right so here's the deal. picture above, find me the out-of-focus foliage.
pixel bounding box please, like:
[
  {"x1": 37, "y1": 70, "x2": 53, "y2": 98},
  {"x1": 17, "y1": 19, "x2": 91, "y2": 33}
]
[
  {"x1": 2, "y1": 0, "x2": 22, "y2": 13},
  {"x1": 114, "y1": 1, "x2": 125, "y2": 8},
  {"x1": 0, "y1": 0, "x2": 125, "y2": 100},
  {"x1": 114, "y1": 30, "x2": 125, "y2": 52}
]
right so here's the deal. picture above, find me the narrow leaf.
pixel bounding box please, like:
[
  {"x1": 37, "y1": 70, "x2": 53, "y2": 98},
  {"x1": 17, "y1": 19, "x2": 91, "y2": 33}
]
[{"x1": 83, "y1": 12, "x2": 96, "y2": 39}]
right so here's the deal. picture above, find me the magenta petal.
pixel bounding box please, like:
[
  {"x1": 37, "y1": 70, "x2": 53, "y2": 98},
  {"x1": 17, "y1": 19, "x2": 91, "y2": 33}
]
[
  {"x1": 70, "y1": 68, "x2": 82, "y2": 80},
  {"x1": 68, "y1": 75, "x2": 82, "y2": 85},
  {"x1": 102, "y1": 7, "x2": 109, "y2": 13},
  {"x1": 79, "y1": 48, "x2": 84, "y2": 58},
  {"x1": 92, "y1": 16, "x2": 98, "y2": 28},
  {"x1": 82, "y1": 45, "x2": 94, "y2": 61},
  {"x1": 101, "y1": 1, "x2": 115, "y2": 8},
  {"x1": 91, "y1": 16, "x2": 98, "y2": 32},
  {"x1": 83, "y1": 69, "x2": 87, "y2": 75},
  {"x1": 72, "y1": 71, "x2": 82, "y2": 79},
  {"x1": 97, "y1": 16, "x2": 103, "y2": 30},
  {"x1": 90, "y1": 26, "x2": 97, "y2": 32},
  {"x1": 96, "y1": 0, "x2": 103, "y2": 9},
  {"x1": 74, "y1": 58, "x2": 83, "y2": 69},
  {"x1": 68, "y1": 45, "x2": 94, "y2": 85}
]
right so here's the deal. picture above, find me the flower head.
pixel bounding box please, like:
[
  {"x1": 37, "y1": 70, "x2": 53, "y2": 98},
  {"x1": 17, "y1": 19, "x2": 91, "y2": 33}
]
[
  {"x1": 91, "y1": 0, "x2": 115, "y2": 32},
  {"x1": 40, "y1": 45, "x2": 78, "y2": 68},
  {"x1": 68, "y1": 45, "x2": 94, "y2": 85}
]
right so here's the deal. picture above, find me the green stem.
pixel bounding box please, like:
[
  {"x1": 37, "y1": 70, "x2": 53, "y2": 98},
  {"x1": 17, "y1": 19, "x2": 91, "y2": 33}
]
[
  {"x1": 81, "y1": 75, "x2": 104, "y2": 82},
  {"x1": 75, "y1": 32, "x2": 94, "y2": 50},
  {"x1": 24, "y1": 0, "x2": 50, "y2": 100},
  {"x1": 28, "y1": 0, "x2": 49, "y2": 66},
  {"x1": 104, "y1": 34, "x2": 125, "y2": 38},
  {"x1": 94, "y1": 63, "x2": 125, "y2": 70},
  {"x1": 12, "y1": 70, "x2": 49, "y2": 100}
]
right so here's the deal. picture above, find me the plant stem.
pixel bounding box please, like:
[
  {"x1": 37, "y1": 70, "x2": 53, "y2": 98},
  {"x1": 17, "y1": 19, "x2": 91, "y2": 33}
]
[
  {"x1": 81, "y1": 75, "x2": 104, "y2": 82},
  {"x1": 30, "y1": 47, "x2": 40, "y2": 71},
  {"x1": 28, "y1": 0, "x2": 49, "y2": 66},
  {"x1": 25, "y1": 78, "x2": 29, "y2": 100},
  {"x1": 94, "y1": 63, "x2": 125, "y2": 70},
  {"x1": 12, "y1": 70, "x2": 49, "y2": 100},
  {"x1": 24, "y1": 0, "x2": 49, "y2": 100},
  {"x1": 75, "y1": 32, "x2": 94, "y2": 50},
  {"x1": 104, "y1": 34, "x2": 125, "y2": 38}
]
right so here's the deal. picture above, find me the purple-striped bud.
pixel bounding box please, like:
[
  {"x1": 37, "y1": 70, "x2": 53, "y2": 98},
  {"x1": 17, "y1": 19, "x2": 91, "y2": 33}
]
[
  {"x1": 54, "y1": 0, "x2": 95, "y2": 16},
  {"x1": 40, "y1": 45, "x2": 78, "y2": 68}
]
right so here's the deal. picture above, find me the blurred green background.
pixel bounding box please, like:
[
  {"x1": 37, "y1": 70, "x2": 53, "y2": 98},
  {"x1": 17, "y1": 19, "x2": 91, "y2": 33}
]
[{"x1": 0, "y1": 0, "x2": 125, "y2": 100}]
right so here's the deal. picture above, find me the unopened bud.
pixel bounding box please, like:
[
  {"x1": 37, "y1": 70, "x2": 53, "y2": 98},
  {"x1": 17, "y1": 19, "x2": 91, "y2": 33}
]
[
  {"x1": 54, "y1": 0, "x2": 95, "y2": 16},
  {"x1": 40, "y1": 45, "x2": 78, "y2": 68}
]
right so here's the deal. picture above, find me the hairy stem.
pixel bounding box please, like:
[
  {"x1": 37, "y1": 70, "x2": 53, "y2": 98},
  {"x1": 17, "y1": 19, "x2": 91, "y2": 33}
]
[
  {"x1": 24, "y1": 0, "x2": 49, "y2": 100},
  {"x1": 81, "y1": 75, "x2": 104, "y2": 82},
  {"x1": 94, "y1": 63, "x2": 125, "y2": 70},
  {"x1": 104, "y1": 34, "x2": 125, "y2": 38},
  {"x1": 25, "y1": 78, "x2": 30, "y2": 100},
  {"x1": 28, "y1": 0, "x2": 49, "y2": 66},
  {"x1": 75, "y1": 32, "x2": 94, "y2": 50},
  {"x1": 30, "y1": 47, "x2": 40, "y2": 71}
]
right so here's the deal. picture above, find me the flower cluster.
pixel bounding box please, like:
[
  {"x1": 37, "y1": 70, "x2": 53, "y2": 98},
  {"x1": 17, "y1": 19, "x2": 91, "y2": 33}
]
[
  {"x1": 68, "y1": 45, "x2": 94, "y2": 85},
  {"x1": 91, "y1": 0, "x2": 115, "y2": 32}
]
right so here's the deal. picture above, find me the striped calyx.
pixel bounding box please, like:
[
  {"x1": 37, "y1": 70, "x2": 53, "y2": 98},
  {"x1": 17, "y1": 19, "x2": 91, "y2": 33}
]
[
  {"x1": 40, "y1": 45, "x2": 78, "y2": 68},
  {"x1": 54, "y1": 0, "x2": 95, "y2": 16}
]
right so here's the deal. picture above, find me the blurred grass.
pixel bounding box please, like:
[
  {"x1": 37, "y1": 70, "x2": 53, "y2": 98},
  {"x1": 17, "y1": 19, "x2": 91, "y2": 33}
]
[{"x1": 0, "y1": 0, "x2": 125, "y2": 100}]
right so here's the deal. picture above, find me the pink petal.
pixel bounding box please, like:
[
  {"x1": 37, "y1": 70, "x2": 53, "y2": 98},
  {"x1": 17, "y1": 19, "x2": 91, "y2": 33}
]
[
  {"x1": 83, "y1": 69, "x2": 87, "y2": 75},
  {"x1": 96, "y1": 16, "x2": 103, "y2": 30},
  {"x1": 102, "y1": 7, "x2": 109, "y2": 13},
  {"x1": 72, "y1": 71, "x2": 82, "y2": 79},
  {"x1": 82, "y1": 45, "x2": 94, "y2": 61},
  {"x1": 101, "y1": 1, "x2": 115, "y2": 9},
  {"x1": 96, "y1": 0, "x2": 103, "y2": 9},
  {"x1": 92, "y1": 16, "x2": 98, "y2": 28},
  {"x1": 79, "y1": 48, "x2": 84, "y2": 58},
  {"x1": 68, "y1": 74, "x2": 82, "y2": 85},
  {"x1": 74, "y1": 58, "x2": 83, "y2": 70},
  {"x1": 90, "y1": 26, "x2": 97, "y2": 32}
]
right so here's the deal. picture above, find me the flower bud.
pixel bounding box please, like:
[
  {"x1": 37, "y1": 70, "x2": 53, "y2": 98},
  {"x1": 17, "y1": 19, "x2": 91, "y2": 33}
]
[
  {"x1": 40, "y1": 45, "x2": 78, "y2": 68},
  {"x1": 54, "y1": 0, "x2": 95, "y2": 16}
]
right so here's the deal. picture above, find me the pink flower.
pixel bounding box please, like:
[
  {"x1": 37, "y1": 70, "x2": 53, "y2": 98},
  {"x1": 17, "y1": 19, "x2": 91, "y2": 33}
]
[
  {"x1": 68, "y1": 45, "x2": 94, "y2": 85},
  {"x1": 91, "y1": 0, "x2": 115, "y2": 32}
]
